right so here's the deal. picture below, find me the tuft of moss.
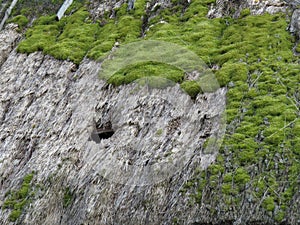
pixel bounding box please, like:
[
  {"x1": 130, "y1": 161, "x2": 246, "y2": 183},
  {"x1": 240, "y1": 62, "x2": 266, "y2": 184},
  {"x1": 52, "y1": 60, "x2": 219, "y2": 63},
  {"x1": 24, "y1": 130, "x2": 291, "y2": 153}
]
[
  {"x1": 8, "y1": 209, "x2": 22, "y2": 222},
  {"x1": 107, "y1": 61, "x2": 185, "y2": 86},
  {"x1": 180, "y1": 81, "x2": 202, "y2": 99},
  {"x1": 7, "y1": 15, "x2": 29, "y2": 30},
  {"x1": 262, "y1": 196, "x2": 276, "y2": 211},
  {"x1": 17, "y1": 16, "x2": 60, "y2": 54},
  {"x1": 216, "y1": 63, "x2": 248, "y2": 87},
  {"x1": 234, "y1": 168, "x2": 250, "y2": 186},
  {"x1": 63, "y1": 187, "x2": 73, "y2": 208},
  {"x1": 2, "y1": 173, "x2": 34, "y2": 222},
  {"x1": 240, "y1": 8, "x2": 250, "y2": 18}
]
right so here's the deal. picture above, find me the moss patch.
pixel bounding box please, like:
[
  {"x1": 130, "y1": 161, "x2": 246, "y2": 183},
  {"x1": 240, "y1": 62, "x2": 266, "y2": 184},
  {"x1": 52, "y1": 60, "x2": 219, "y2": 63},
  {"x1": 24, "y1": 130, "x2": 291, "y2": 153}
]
[
  {"x1": 7, "y1": 15, "x2": 29, "y2": 30},
  {"x1": 11, "y1": 0, "x2": 66, "y2": 19},
  {"x1": 18, "y1": 6, "x2": 100, "y2": 64},
  {"x1": 108, "y1": 61, "x2": 185, "y2": 86},
  {"x1": 2, "y1": 173, "x2": 35, "y2": 222},
  {"x1": 63, "y1": 187, "x2": 73, "y2": 208}
]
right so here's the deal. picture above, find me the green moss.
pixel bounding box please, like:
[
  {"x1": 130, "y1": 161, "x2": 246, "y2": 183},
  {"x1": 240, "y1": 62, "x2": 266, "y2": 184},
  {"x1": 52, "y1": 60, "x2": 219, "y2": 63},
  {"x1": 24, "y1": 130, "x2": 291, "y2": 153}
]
[
  {"x1": 262, "y1": 196, "x2": 275, "y2": 211},
  {"x1": 108, "y1": 61, "x2": 185, "y2": 87},
  {"x1": 222, "y1": 183, "x2": 232, "y2": 195},
  {"x1": 87, "y1": 40, "x2": 114, "y2": 60},
  {"x1": 275, "y1": 210, "x2": 285, "y2": 222},
  {"x1": 18, "y1": 7, "x2": 100, "y2": 65},
  {"x1": 33, "y1": 15, "x2": 57, "y2": 26},
  {"x1": 216, "y1": 63, "x2": 248, "y2": 86},
  {"x1": 3, "y1": 173, "x2": 35, "y2": 222},
  {"x1": 18, "y1": 24, "x2": 61, "y2": 54},
  {"x1": 295, "y1": 43, "x2": 300, "y2": 53},
  {"x1": 8, "y1": 210, "x2": 22, "y2": 222},
  {"x1": 209, "y1": 164, "x2": 224, "y2": 175},
  {"x1": 7, "y1": 15, "x2": 29, "y2": 30},
  {"x1": 234, "y1": 168, "x2": 250, "y2": 186},
  {"x1": 240, "y1": 8, "x2": 250, "y2": 18},
  {"x1": 13, "y1": 1, "x2": 300, "y2": 220},
  {"x1": 13, "y1": 199, "x2": 27, "y2": 210},
  {"x1": 148, "y1": 3, "x2": 300, "y2": 223},
  {"x1": 3, "y1": 200, "x2": 16, "y2": 209},
  {"x1": 238, "y1": 145, "x2": 256, "y2": 165},
  {"x1": 180, "y1": 81, "x2": 202, "y2": 99},
  {"x1": 11, "y1": 0, "x2": 65, "y2": 19},
  {"x1": 17, "y1": 184, "x2": 30, "y2": 199},
  {"x1": 156, "y1": 129, "x2": 163, "y2": 136},
  {"x1": 63, "y1": 187, "x2": 73, "y2": 208}
]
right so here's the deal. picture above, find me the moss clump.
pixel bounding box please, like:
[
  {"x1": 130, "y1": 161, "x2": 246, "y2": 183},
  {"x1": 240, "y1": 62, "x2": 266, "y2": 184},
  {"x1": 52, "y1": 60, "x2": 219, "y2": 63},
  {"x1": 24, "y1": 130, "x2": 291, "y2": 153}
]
[
  {"x1": 88, "y1": 18, "x2": 142, "y2": 60},
  {"x1": 180, "y1": 81, "x2": 202, "y2": 99},
  {"x1": 2, "y1": 173, "x2": 34, "y2": 222},
  {"x1": 63, "y1": 187, "x2": 73, "y2": 208},
  {"x1": 174, "y1": 3, "x2": 299, "y2": 221},
  {"x1": 44, "y1": 19, "x2": 100, "y2": 64},
  {"x1": 7, "y1": 15, "x2": 29, "y2": 30},
  {"x1": 108, "y1": 61, "x2": 185, "y2": 86},
  {"x1": 215, "y1": 62, "x2": 248, "y2": 86},
  {"x1": 11, "y1": 0, "x2": 65, "y2": 19},
  {"x1": 234, "y1": 168, "x2": 250, "y2": 186},
  {"x1": 8, "y1": 209, "x2": 22, "y2": 222},
  {"x1": 87, "y1": 40, "x2": 115, "y2": 60},
  {"x1": 17, "y1": 15, "x2": 60, "y2": 54},
  {"x1": 18, "y1": 7, "x2": 100, "y2": 65},
  {"x1": 240, "y1": 8, "x2": 251, "y2": 18},
  {"x1": 262, "y1": 196, "x2": 276, "y2": 211},
  {"x1": 156, "y1": 129, "x2": 163, "y2": 136}
]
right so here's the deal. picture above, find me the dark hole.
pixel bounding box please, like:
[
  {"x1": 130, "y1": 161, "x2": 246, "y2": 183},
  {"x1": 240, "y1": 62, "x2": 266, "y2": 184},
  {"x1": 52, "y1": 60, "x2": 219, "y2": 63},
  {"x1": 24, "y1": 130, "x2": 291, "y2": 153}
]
[
  {"x1": 89, "y1": 120, "x2": 115, "y2": 143},
  {"x1": 90, "y1": 129, "x2": 115, "y2": 143}
]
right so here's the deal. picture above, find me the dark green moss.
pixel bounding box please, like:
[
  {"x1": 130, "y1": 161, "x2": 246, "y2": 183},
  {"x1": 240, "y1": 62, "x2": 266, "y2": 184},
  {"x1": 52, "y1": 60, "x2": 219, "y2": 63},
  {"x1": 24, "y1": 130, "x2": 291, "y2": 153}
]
[
  {"x1": 216, "y1": 63, "x2": 248, "y2": 86},
  {"x1": 63, "y1": 187, "x2": 73, "y2": 208}
]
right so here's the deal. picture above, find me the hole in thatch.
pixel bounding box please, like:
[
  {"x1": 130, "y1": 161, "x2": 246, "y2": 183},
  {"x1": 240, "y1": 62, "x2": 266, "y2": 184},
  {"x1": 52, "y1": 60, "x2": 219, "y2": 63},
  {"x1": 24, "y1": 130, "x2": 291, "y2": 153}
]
[{"x1": 89, "y1": 121, "x2": 114, "y2": 143}]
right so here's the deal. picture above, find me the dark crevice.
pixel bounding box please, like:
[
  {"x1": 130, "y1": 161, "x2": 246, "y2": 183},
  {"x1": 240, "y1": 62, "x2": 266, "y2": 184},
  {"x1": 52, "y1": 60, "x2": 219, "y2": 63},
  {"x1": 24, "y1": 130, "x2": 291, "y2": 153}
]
[
  {"x1": 89, "y1": 120, "x2": 115, "y2": 143},
  {"x1": 141, "y1": 13, "x2": 149, "y2": 37},
  {"x1": 90, "y1": 129, "x2": 115, "y2": 143}
]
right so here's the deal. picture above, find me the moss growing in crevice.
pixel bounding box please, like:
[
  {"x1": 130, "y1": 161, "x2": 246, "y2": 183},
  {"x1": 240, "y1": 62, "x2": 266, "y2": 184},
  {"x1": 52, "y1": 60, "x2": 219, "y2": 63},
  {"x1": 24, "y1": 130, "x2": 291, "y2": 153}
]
[
  {"x1": 63, "y1": 187, "x2": 73, "y2": 208},
  {"x1": 2, "y1": 172, "x2": 35, "y2": 222},
  {"x1": 180, "y1": 81, "x2": 202, "y2": 99}
]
